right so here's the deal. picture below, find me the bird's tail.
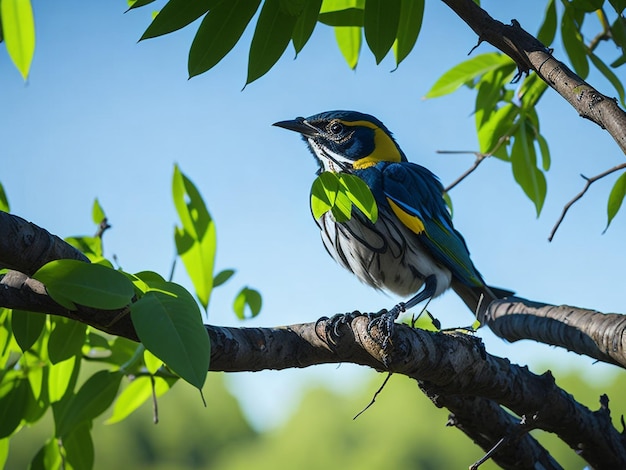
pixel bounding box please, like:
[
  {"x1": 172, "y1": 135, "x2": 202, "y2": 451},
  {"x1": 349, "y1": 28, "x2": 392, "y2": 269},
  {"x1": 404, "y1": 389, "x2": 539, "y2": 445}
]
[{"x1": 451, "y1": 280, "x2": 513, "y2": 322}]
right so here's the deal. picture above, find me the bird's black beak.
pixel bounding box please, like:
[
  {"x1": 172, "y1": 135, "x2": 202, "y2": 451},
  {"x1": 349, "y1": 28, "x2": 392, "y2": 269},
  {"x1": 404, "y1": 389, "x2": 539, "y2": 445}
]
[{"x1": 272, "y1": 117, "x2": 318, "y2": 137}]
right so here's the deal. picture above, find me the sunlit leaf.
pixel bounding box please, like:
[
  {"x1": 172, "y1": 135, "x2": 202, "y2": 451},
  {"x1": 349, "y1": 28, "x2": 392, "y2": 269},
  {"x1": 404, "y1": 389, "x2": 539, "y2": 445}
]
[
  {"x1": 188, "y1": 0, "x2": 261, "y2": 78},
  {"x1": 140, "y1": 0, "x2": 215, "y2": 40},
  {"x1": 233, "y1": 287, "x2": 262, "y2": 320},
  {"x1": 0, "y1": 183, "x2": 9, "y2": 212},
  {"x1": 106, "y1": 375, "x2": 175, "y2": 424},
  {"x1": 292, "y1": 0, "x2": 322, "y2": 54},
  {"x1": 246, "y1": 0, "x2": 298, "y2": 85},
  {"x1": 334, "y1": 26, "x2": 361, "y2": 69},
  {"x1": 130, "y1": 282, "x2": 210, "y2": 389},
  {"x1": 143, "y1": 348, "x2": 162, "y2": 374},
  {"x1": 10, "y1": 309, "x2": 45, "y2": 352},
  {"x1": 54, "y1": 370, "x2": 123, "y2": 437},
  {"x1": 393, "y1": 0, "x2": 424, "y2": 67},
  {"x1": 363, "y1": 0, "x2": 400, "y2": 64},
  {"x1": 511, "y1": 118, "x2": 546, "y2": 216},
  {"x1": 126, "y1": 0, "x2": 156, "y2": 11},
  {"x1": 30, "y1": 439, "x2": 63, "y2": 470},
  {"x1": 173, "y1": 165, "x2": 216, "y2": 310},
  {"x1": 339, "y1": 173, "x2": 378, "y2": 222},
  {"x1": 477, "y1": 102, "x2": 519, "y2": 158},
  {"x1": 91, "y1": 198, "x2": 106, "y2": 225},
  {"x1": 33, "y1": 259, "x2": 134, "y2": 310},
  {"x1": 425, "y1": 53, "x2": 513, "y2": 98},
  {"x1": 48, "y1": 355, "x2": 80, "y2": 403},
  {"x1": 311, "y1": 171, "x2": 340, "y2": 219},
  {"x1": 561, "y1": 8, "x2": 589, "y2": 78},
  {"x1": 1, "y1": 0, "x2": 35, "y2": 80},
  {"x1": 64, "y1": 236, "x2": 103, "y2": 259},
  {"x1": 606, "y1": 171, "x2": 626, "y2": 231},
  {"x1": 0, "y1": 439, "x2": 8, "y2": 469},
  {"x1": 319, "y1": 0, "x2": 364, "y2": 26}
]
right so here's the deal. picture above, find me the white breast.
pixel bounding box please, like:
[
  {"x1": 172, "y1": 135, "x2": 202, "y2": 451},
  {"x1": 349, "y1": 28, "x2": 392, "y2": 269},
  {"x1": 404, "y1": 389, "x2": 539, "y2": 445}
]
[{"x1": 317, "y1": 210, "x2": 452, "y2": 298}]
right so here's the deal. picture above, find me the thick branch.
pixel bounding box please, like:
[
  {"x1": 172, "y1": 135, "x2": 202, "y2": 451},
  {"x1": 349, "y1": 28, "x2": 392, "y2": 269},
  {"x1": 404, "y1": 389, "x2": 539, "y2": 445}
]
[
  {"x1": 484, "y1": 297, "x2": 626, "y2": 369},
  {"x1": 204, "y1": 317, "x2": 626, "y2": 469},
  {"x1": 441, "y1": 0, "x2": 626, "y2": 155}
]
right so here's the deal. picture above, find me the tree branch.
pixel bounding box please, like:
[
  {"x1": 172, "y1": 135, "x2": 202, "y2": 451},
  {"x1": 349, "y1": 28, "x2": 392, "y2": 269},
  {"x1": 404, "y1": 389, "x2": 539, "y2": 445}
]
[
  {"x1": 548, "y1": 163, "x2": 626, "y2": 241},
  {"x1": 441, "y1": 0, "x2": 626, "y2": 155}
]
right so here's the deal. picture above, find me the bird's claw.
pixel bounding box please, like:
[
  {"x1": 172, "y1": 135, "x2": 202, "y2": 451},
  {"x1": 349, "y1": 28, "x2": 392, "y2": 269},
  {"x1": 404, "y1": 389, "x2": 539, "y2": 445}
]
[{"x1": 316, "y1": 310, "x2": 363, "y2": 342}]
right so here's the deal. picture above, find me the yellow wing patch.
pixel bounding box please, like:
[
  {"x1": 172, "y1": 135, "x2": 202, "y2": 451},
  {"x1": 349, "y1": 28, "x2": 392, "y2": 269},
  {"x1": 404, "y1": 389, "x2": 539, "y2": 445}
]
[
  {"x1": 342, "y1": 119, "x2": 402, "y2": 169},
  {"x1": 386, "y1": 197, "x2": 425, "y2": 234}
]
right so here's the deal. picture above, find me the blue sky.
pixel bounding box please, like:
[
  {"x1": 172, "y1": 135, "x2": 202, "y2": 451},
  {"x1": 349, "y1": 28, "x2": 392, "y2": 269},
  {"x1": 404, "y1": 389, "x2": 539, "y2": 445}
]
[{"x1": 2, "y1": 1, "x2": 625, "y2": 428}]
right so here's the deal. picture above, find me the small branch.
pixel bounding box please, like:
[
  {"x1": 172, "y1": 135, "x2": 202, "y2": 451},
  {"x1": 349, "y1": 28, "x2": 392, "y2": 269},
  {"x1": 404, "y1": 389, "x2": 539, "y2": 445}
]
[
  {"x1": 439, "y1": 150, "x2": 488, "y2": 192},
  {"x1": 548, "y1": 163, "x2": 626, "y2": 241}
]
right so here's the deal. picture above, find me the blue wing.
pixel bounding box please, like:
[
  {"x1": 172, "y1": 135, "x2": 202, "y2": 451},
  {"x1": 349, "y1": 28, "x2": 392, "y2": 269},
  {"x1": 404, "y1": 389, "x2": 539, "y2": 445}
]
[{"x1": 378, "y1": 162, "x2": 484, "y2": 288}]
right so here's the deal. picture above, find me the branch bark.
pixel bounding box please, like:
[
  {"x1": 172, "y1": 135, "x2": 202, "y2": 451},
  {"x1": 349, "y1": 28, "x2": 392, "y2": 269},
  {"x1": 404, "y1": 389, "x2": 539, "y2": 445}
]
[{"x1": 2, "y1": 215, "x2": 626, "y2": 467}]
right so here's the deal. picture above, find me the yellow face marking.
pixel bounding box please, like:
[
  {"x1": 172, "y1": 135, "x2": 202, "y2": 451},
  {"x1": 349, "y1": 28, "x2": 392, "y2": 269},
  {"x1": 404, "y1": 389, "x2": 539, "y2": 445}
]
[
  {"x1": 342, "y1": 119, "x2": 402, "y2": 169},
  {"x1": 386, "y1": 197, "x2": 425, "y2": 234}
]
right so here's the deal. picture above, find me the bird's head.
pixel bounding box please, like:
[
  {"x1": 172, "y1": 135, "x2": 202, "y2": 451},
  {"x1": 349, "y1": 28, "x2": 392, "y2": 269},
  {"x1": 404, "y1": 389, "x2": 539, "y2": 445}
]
[{"x1": 273, "y1": 110, "x2": 407, "y2": 173}]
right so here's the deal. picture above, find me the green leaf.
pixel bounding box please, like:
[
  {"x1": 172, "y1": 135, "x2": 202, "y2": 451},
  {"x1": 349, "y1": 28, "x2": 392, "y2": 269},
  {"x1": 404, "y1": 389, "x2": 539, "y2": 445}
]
[
  {"x1": 0, "y1": 439, "x2": 7, "y2": 469},
  {"x1": 570, "y1": 0, "x2": 604, "y2": 12},
  {"x1": 609, "y1": 0, "x2": 626, "y2": 14},
  {"x1": 331, "y1": 187, "x2": 352, "y2": 222},
  {"x1": 48, "y1": 317, "x2": 86, "y2": 364},
  {"x1": 477, "y1": 102, "x2": 519, "y2": 157},
  {"x1": 140, "y1": 0, "x2": 216, "y2": 40},
  {"x1": 246, "y1": 0, "x2": 298, "y2": 85},
  {"x1": 173, "y1": 165, "x2": 216, "y2": 310},
  {"x1": 0, "y1": 182, "x2": 9, "y2": 212},
  {"x1": 291, "y1": 0, "x2": 322, "y2": 54},
  {"x1": 130, "y1": 282, "x2": 210, "y2": 389},
  {"x1": 32, "y1": 259, "x2": 134, "y2": 310},
  {"x1": 64, "y1": 236, "x2": 103, "y2": 259},
  {"x1": 561, "y1": 9, "x2": 589, "y2": 79},
  {"x1": 319, "y1": 0, "x2": 364, "y2": 26},
  {"x1": 54, "y1": 370, "x2": 122, "y2": 437},
  {"x1": 30, "y1": 439, "x2": 63, "y2": 470},
  {"x1": 1, "y1": 0, "x2": 35, "y2": 80},
  {"x1": 10, "y1": 309, "x2": 45, "y2": 352},
  {"x1": 188, "y1": 0, "x2": 261, "y2": 78},
  {"x1": 339, "y1": 173, "x2": 378, "y2": 222},
  {"x1": 233, "y1": 287, "x2": 262, "y2": 319},
  {"x1": 393, "y1": 0, "x2": 424, "y2": 67},
  {"x1": 425, "y1": 53, "x2": 513, "y2": 99},
  {"x1": 0, "y1": 377, "x2": 29, "y2": 438},
  {"x1": 511, "y1": 118, "x2": 546, "y2": 216},
  {"x1": 63, "y1": 422, "x2": 94, "y2": 470},
  {"x1": 518, "y1": 72, "x2": 548, "y2": 109},
  {"x1": 213, "y1": 269, "x2": 235, "y2": 288},
  {"x1": 536, "y1": 132, "x2": 551, "y2": 171},
  {"x1": 536, "y1": 0, "x2": 557, "y2": 46},
  {"x1": 143, "y1": 348, "x2": 162, "y2": 374},
  {"x1": 48, "y1": 355, "x2": 80, "y2": 403},
  {"x1": 126, "y1": 0, "x2": 157, "y2": 11},
  {"x1": 589, "y1": 51, "x2": 625, "y2": 106},
  {"x1": 91, "y1": 198, "x2": 106, "y2": 225},
  {"x1": 106, "y1": 375, "x2": 175, "y2": 424},
  {"x1": 334, "y1": 26, "x2": 361, "y2": 69},
  {"x1": 474, "y1": 65, "x2": 516, "y2": 128},
  {"x1": 310, "y1": 172, "x2": 337, "y2": 219},
  {"x1": 363, "y1": 0, "x2": 400, "y2": 64},
  {"x1": 606, "y1": 171, "x2": 626, "y2": 231}
]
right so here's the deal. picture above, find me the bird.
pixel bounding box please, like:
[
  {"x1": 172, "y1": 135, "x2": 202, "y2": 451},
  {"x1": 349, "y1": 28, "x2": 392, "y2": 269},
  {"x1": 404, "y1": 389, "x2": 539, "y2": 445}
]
[{"x1": 273, "y1": 110, "x2": 509, "y2": 333}]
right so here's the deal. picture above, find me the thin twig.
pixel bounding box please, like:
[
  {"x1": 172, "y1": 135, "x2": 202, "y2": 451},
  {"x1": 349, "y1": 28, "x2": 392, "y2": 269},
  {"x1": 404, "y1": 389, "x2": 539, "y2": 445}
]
[
  {"x1": 548, "y1": 163, "x2": 626, "y2": 242},
  {"x1": 353, "y1": 372, "x2": 393, "y2": 420},
  {"x1": 439, "y1": 151, "x2": 487, "y2": 193}
]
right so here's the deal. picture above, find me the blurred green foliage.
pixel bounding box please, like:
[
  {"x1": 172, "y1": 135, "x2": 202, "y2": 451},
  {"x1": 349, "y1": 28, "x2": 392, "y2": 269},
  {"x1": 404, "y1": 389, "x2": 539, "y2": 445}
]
[{"x1": 6, "y1": 366, "x2": 624, "y2": 469}]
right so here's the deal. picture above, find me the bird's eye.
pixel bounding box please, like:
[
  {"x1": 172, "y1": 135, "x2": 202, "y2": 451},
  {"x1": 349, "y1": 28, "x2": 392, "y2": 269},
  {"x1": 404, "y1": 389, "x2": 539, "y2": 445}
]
[{"x1": 328, "y1": 121, "x2": 344, "y2": 135}]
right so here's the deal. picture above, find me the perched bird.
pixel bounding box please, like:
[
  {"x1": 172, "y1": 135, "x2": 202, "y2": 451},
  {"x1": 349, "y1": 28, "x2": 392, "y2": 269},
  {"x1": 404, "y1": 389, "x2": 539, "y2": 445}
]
[{"x1": 273, "y1": 110, "x2": 508, "y2": 327}]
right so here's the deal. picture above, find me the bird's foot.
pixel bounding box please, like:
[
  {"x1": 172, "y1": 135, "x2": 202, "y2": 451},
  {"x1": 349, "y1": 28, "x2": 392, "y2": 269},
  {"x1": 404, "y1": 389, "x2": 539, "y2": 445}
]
[
  {"x1": 366, "y1": 302, "x2": 407, "y2": 351},
  {"x1": 316, "y1": 310, "x2": 364, "y2": 343}
]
